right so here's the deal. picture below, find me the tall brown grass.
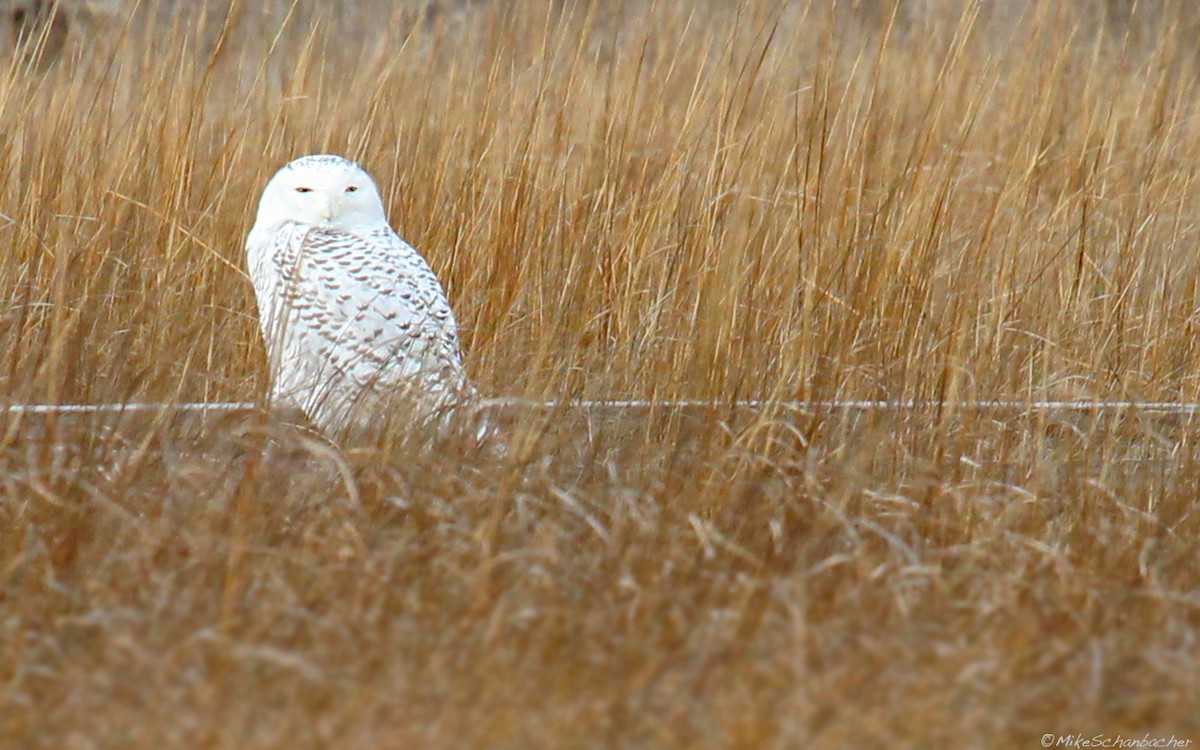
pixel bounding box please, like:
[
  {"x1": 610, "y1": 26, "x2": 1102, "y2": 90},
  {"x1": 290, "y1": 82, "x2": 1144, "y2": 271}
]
[{"x1": 1, "y1": 0, "x2": 1198, "y2": 746}]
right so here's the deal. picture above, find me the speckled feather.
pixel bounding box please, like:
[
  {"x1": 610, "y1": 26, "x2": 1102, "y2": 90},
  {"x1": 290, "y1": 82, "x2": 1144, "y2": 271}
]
[{"x1": 246, "y1": 155, "x2": 474, "y2": 432}]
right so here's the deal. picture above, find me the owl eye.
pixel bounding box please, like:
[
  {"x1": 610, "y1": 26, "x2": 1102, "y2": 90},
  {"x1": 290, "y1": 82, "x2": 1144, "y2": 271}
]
[
  {"x1": 345, "y1": 186, "x2": 359, "y2": 193},
  {"x1": 295, "y1": 187, "x2": 313, "y2": 193}
]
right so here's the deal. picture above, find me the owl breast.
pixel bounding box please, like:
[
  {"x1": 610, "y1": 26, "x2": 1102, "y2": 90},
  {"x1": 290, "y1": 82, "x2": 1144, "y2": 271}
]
[{"x1": 247, "y1": 221, "x2": 472, "y2": 431}]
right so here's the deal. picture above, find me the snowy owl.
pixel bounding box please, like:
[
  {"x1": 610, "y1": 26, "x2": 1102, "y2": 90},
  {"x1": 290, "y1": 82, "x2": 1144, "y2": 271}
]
[{"x1": 246, "y1": 154, "x2": 475, "y2": 434}]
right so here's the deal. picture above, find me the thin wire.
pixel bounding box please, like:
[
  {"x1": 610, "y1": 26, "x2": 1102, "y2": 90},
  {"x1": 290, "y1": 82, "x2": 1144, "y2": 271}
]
[
  {"x1": 4, "y1": 399, "x2": 1200, "y2": 414},
  {"x1": 482, "y1": 399, "x2": 1200, "y2": 412},
  {"x1": 0, "y1": 401, "x2": 259, "y2": 414}
]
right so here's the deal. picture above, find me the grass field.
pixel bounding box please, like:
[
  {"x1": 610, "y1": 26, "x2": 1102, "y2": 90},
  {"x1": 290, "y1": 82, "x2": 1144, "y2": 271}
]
[{"x1": 2, "y1": 0, "x2": 1199, "y2": 746}]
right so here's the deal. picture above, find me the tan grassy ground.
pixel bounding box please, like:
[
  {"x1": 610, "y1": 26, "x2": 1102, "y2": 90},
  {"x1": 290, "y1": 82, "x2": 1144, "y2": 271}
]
[{"x1": 1, "y1": 0, "x2": 1199, "y2": 747}]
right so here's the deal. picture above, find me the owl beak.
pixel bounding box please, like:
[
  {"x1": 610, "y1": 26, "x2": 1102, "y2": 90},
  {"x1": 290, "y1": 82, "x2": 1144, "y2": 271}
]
[{"x1": 316, "y1": 197, "x2": 335, "y2": 224}]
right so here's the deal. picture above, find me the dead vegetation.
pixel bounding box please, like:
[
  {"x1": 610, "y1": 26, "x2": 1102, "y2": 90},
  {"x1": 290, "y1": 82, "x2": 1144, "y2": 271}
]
[{"x1": 0, "y1": 1, "x2": 1198, "y2": 747}]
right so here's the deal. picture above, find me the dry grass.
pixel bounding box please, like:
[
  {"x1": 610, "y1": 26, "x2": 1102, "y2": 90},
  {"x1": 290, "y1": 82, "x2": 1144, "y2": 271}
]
[{"x1": 1, "y1": 0, "x2": 1199, "y2": 747}]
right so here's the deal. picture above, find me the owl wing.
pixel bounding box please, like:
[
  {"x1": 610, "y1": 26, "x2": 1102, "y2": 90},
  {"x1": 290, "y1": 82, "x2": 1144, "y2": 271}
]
[{"x1": 249, "y1": 222, "x2": 469, "y2": 414}]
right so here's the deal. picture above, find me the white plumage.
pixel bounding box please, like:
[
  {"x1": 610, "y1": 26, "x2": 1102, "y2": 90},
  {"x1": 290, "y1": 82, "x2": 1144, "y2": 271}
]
[{"x1": 246, "y1": 154, "x2": 474, "y2": 433}]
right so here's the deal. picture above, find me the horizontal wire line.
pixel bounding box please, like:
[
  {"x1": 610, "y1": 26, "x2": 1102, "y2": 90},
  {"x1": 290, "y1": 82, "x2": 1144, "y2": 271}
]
[{"x1": 3, "y1": 399, "x2": 1200, "y2": 414}]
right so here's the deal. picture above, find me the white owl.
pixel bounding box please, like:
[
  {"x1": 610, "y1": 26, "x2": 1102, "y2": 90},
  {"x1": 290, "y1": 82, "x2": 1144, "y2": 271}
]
[{"x1": 246, "y1": 154, "x2": 475, "y2": 434}]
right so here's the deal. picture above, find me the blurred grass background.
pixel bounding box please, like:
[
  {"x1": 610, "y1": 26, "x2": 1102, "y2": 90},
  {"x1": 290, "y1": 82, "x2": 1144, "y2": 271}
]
[{"x1": 0, "y1": 0, "x2": 1198, "y2": 746}]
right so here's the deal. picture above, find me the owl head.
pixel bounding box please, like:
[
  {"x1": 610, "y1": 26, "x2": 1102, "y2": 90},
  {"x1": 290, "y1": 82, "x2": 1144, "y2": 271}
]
[{"x1": 252, "y1": 154, "x2": 388, "y2": 233}]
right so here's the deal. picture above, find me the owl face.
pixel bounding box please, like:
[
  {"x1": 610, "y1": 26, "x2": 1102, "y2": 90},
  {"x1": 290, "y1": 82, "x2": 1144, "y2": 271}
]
[{"x1": 254, "y1": 154, "x2": 388, "y2": 232}]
